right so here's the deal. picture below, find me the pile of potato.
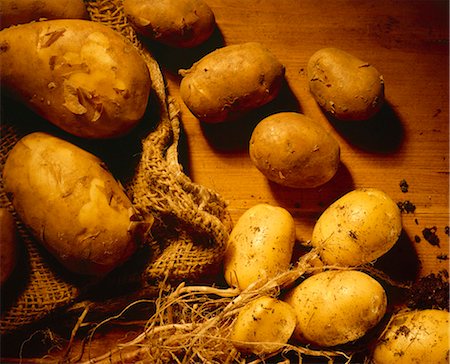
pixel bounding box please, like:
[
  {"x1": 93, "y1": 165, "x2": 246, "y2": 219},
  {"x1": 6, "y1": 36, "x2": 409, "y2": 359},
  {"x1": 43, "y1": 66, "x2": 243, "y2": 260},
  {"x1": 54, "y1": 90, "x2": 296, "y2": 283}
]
[{"x1": 0, "y1": 0, "x2": 448, "y2": 363}]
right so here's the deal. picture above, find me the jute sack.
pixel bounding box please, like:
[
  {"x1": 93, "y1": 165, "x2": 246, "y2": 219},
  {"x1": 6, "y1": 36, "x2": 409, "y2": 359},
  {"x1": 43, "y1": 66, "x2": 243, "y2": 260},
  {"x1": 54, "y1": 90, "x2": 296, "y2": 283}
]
[{"x1": 0, "y1": 0, "x2": 231, "y2": 335}]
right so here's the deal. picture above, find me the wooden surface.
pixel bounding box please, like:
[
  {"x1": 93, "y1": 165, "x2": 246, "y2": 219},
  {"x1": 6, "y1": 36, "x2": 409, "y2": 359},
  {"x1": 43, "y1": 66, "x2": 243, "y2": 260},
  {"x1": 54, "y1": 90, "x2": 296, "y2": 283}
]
[{"x1": 2, "y1": 0, "x2": 449, "y2": 362}]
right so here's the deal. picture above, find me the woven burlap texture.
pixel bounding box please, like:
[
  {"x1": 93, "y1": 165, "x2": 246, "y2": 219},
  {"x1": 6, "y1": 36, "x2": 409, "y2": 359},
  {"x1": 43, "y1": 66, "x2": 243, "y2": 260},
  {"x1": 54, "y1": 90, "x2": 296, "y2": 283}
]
[{"x1": 0, "y1": 0, "x2": 231, "y2": 335}]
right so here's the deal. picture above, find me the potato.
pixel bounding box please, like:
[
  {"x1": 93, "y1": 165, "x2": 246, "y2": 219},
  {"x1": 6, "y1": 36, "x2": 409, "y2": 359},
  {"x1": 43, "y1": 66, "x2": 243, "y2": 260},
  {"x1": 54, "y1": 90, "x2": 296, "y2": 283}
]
[
  {"x1": 0, "y1": 19, "x2": 151, "y2": 139},
  {"x1": 0, "y1": 0, "x2": 88, "y2": 30},
  {"x1": 3, "y1": 132, "x2": 152, "y2": 276},
  {"x1": 310, "y1": 188, "x2": 402, "y2": 266},
  {"x1": 284, "y1": 270, "x2": 387, "y2": 347},
  {"x1": 179, "y1": 42, "x2": 285, "y2": 123},
  {"x1": 223, "y1": 204, "x2": 295, "y2": 290},
  {"x1": 307, "y1": 47, "x2": 384, "y2": 121},
  {"x1": 249, "y1": 112, "x2": 340, "y2": 188},
  {"x1": 0, "y1": 208, "x2": 18, "y2": 286},
  {"x1": 371, "y1": 309, "x2": 449, "y2": 364},
  {"x1": 230, "y1": 296, "x2": 296, "y2": 355},
  {"x1": 124, "y1": 0, "x2": 216, "y2": 48}
]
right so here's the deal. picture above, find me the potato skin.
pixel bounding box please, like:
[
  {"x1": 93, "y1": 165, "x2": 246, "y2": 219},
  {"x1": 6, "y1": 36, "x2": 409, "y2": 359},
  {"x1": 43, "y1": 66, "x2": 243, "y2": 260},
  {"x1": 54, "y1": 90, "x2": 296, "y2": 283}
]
[
  {"x1": 124, "y1": 0, "x2": 215, "y2": 48},
  {"x1": 0, "y1": 0, "x2": 88, "y2": 30},
  {"x1": 230, "y1": 296, "x2": 296, "y2": 355},
  {"x1": 308, "y1": 47, "x2": 384, "y2": 121},
  {"x1": 179, "y1": 42, "x2": 285, "y2": 123},
  {"x1": 0, "y1": 19, "x2": 151, "y2": 139},
  {"x1": 371, "y1": 309, "x2": 449, "y2": 364},
  {"x1": 223, "y1": 204, "x2": 295, "y2": 290},
  {"x1": 284, "y1": 270, "x2": 387, "y2": 347},
  {"x1": 3, "y1": 132, "x2": 152, "y2": 276},
  {"x1": 0, "y1": 208, "x2": 18, "y2": 286},
  {"x1": 310, "y1": 188, "x2": 402, "y2": 266},
  {"x1": 249, "y1": 112, "x2": 340, "y2": 188}
]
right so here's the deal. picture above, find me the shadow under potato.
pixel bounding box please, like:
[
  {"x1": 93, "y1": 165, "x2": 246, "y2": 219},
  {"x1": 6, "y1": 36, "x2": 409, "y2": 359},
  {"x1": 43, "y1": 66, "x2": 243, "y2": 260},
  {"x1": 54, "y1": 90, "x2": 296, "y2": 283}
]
[
  {"x1": 327, "y1": 102, "x2": 404, "y2": 154},
  {"x1": 199, "y1": 78, "x2": 302, "y2": 152}
]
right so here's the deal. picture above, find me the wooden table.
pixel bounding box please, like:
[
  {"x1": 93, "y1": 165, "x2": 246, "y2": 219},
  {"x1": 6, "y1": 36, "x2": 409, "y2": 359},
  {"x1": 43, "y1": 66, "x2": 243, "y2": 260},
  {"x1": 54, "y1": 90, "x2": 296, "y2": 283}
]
[{"x1": 2, "y1": 0, "x2": 448, "y2": 362}]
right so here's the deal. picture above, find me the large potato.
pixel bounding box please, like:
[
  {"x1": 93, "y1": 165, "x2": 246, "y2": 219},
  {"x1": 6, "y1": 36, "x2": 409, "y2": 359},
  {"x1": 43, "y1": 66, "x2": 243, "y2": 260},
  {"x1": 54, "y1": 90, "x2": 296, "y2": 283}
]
[
  {"x1": 310, "y1": 188, "x2": 402, "y2": 266},
  {"x1": 230, "y1": 296, "x2": 296, "y2": 355},
  {"x1": 223, "y1": 204, "x2": 295, "y2": 290},
  {"x1": 284, "y1": 270, "x2": 387, "y2": 347},
  {"x1": 179, "y1": 42, "x2": 285, "y2": 123},
  {"x1": 0, "y1": 19, "x2": 151, "y2": 139},
  {"x1": 249, "y1": 112, "x2": 340, "y2": 188},
  {"x1": 0, "y1": 0, "x2": 88, "y2": 30},
  {"x1": 124, "y1": 0, "x2": 216, "y2": 48},
  {"x1": 3, "y1": 132, "x2": 152, "y2": 276},
  {"x1": 371, "y1": 309, "x2": 449, "y2": 364},
  {"x1": 0, "y1": 208, "x2": 18, "y2": 286},
  {"x1": 307, "y1": 47, "x2": 384, "y2": 121}
]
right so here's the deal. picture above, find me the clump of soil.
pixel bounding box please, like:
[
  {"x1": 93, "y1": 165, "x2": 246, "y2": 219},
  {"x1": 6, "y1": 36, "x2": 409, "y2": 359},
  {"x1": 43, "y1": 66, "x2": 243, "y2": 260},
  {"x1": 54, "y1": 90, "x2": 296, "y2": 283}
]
[
  {"x1": 422, "y1": 226, "x2": 440, "y2": 247},
  {"x1": 397, "y1": 200, "x2": 416, "y2": 213},
  {"x1": 406, "y1": 270, "x2": 449, "y2": 311}
]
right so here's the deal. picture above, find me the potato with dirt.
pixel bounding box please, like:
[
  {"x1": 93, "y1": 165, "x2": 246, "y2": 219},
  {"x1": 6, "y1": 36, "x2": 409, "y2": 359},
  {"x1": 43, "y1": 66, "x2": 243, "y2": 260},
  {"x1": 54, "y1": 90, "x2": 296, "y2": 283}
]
[
  {"x1": 307, "y1": 47, "x2": 384, "y2": 121},
  {"x1": 124, "y1": 0, "x2": 216, "y2": 48},
  {"x1": 0, "y1": 208, "x2": 18, "y2": 286},
  {"x1": 3, "y1": 132, "x2": 152, "y2": 276},
  {"x1": 0, "y1": 19, "x2": 151, "y2": 139},
  {"x1": 371, "y1": 309, "x2": 449, "y2": 364},
  {"x1": 249, "y1": 112, "x2": 340, "y2": 188},
  {"x1": 310, "y1": 188, "x2": 402, "y2": 266},
  {"x1": 0, "y1": 0, "x2": 88, "y2": 30},
  {"x1": 223, "y1": 204, "x2": 295, "y2": 290},
  {"x1": 179, "y1": 42, "x2": 285, "y2": 123},
  {"x1": 284, "y1": 269, "x2": 387, "y2": 347}
]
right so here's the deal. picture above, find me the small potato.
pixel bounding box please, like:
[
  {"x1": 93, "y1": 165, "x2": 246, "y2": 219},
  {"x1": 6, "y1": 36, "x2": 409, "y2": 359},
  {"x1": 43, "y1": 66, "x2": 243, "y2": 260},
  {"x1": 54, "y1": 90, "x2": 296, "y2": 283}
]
[
  {"x1": 284, "y1": 270, "x2": 387, "y2": 347},
  {"x1": 0, "y1": 208, "x2": 18, "y2": 286},
  {"x1": 179, "y1": 42, "x2": 285, "y2": 123},
  {"x1": 223, "y1": 204, "x2": 295, "y2": 290},
  {"x1": 230, "y1": 296, "x2": 296, "y2": 355},
  {"x1": 371, "y1": 309, "x2": 449, "y2": 364},
  {"x1": 310, "y1": 188, "x2": 402, "y2": 266},
  {"x1": 3, "y1": 132, "x2": 152, "y2": 276},
  {"x1": 0, "y1": 0, "x2": 88, "y2": 30},
  {"x1": 249, "y1": 112, "x2": 340, "y2": 188},
  {"x1": 124, "y1": 0, "x2": 216, "y2": 48},
  {"x1": 308, "y1": 47, "x2": 384, "y2": 121},
  {"x1": 0, "y1": 19, "x2": 151, "y2": 139}
]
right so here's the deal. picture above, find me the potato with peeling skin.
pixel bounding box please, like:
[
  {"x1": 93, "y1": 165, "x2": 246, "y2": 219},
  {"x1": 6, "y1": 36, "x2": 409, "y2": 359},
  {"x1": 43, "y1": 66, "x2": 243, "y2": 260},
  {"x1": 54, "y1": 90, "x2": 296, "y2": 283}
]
[
  {"x1": 249, "y1": 112, "x2": 340, "y2": 188},
  {"x1": 0, "y1": 19, "x2": 151, "y2": 139},
  {"x1": 3, "y1": 132, "x2": 153, "y2": 276},
  {"x1": 371, "y1": 309, "x2": 449, "y2": 364},
  {"x1": 0, "y1": 0, "x2": 88, "y2": 30},
  {"x1": 284, "y1": 270, "x2": 388, "y2": 347},
  {"x1": 307, "y1": 47, "x2": 384, "y2": 121},
  {"x1": 223, "y1": 203, "x2": 295, "y2": 290},
  {"x1": 0, "y1": 208, "x2": 18, "y2": 286},
  {"x1": 230, "y1": 296, "x2": 296, "y2": 355},
  {"x1": 124, "y1": 0, "x2": 216, "y2": 48},
  {"x1": 310, "y1": 188, "x2": 402, "y2": 266},
  {"x1": 179, "y1": 42, "x2": 285, "y2": 123}
]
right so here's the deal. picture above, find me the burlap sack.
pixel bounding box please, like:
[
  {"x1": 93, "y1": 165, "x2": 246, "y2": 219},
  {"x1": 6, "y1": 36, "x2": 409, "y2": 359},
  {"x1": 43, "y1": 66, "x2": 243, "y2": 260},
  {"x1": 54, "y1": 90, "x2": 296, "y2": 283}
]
[{"x1": 0, "y1": 0, "x2": 231, "y2": 335}]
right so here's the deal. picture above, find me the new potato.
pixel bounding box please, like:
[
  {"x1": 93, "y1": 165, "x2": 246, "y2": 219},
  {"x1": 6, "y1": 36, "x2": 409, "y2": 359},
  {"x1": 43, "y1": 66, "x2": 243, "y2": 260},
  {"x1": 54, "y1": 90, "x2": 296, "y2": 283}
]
[
  {"x1": 124, "y1": 0, "x2": 216, "y2": 48},
  {"x1": 0, "y1": 0, "x2": 88, "y2": 30},
  {"x1": 3, "y1": 132, "x2": 152, "y2": 276},
  {"x1": 230, "y1": 296, "x2": 296, "y2": 355},
  {"x1": 308, "y1": 47, "x2": 384, "y2": 121},
  {"x1": 0, "y1": 19, "x2": 151, "y2": 139},
  {"x1": 284, "y1": 270, "x2": 388, "y2": 347},
  {"x1": 249, "y1": 112, "x2": 340, "y2": 188},
  {"x1": 371, "y1": 309, "x2": 449, "y2": 364},
  {"x1": 179, "y1": 42, "x2": 285, "y2": 123},
  {"x1": 223, "y1": 204, "x2": 295, "y2": 290},
  {"x1": 311, "y1": 188, "x2": 402, "y2": 266}
]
